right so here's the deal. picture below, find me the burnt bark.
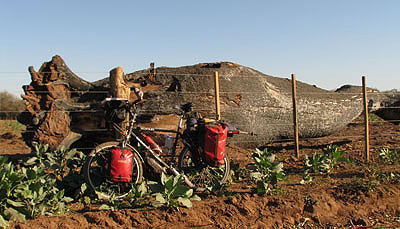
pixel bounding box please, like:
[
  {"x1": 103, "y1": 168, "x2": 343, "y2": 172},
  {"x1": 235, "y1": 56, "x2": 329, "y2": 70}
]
[
  {"x1": 18, "y1": 55, "x2": 110, "y2": 149},
  {"x1": 18, "y1": 55, "x2": 400, "y2": 150}
]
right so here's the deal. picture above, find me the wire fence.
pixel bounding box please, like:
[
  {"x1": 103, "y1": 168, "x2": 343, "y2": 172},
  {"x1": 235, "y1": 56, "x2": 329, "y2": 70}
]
[{"x1": 0, "y1": 71, "x2": 400, "y2": 160}]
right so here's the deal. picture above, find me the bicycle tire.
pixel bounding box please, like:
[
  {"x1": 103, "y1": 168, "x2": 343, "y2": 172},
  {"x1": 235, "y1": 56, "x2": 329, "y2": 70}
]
[
  {"x1": 178, "y1": 146, "x2": 230, "y2": 190},
  {"x1": 83, "y1": 141, "x2": 143, "y2": 199}
]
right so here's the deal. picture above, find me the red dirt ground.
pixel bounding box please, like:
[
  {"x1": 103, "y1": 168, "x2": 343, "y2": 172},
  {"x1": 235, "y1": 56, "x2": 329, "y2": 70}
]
[{"x1": 2, "y1": 120, "x2": 400, "y2": 228}]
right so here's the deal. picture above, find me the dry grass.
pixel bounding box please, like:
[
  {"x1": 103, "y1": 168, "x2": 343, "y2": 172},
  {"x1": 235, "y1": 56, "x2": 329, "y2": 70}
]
[{"x1": 0, "y1": 120, "x2": 25, "y2": 133}]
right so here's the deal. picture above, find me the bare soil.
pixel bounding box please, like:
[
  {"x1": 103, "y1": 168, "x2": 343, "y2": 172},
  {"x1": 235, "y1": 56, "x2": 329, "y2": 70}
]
[{"x1": 2, "y1": 120, "x2": 400, "y2": 228}]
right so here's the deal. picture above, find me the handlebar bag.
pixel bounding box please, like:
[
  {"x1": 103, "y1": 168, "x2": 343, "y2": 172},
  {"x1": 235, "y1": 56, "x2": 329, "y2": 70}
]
[
  {"x1": 110, "y1": 147, "x2": 133, "y2": 182},
  {"x1": 103, "y1": 99, "x2": 127, "y2": 123},
  {"x1": 203, "y1": 123, "x2": 228, "y2": 166}
]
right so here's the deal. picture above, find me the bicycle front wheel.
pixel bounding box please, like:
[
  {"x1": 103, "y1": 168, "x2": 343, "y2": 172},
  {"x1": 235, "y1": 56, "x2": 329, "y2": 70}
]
[
  {"x1": 83, "y1": 141, "x2": 143, "y2": 199},
  {"x1": 178, "y1": 146, "x2": 230, "y2": 191}
]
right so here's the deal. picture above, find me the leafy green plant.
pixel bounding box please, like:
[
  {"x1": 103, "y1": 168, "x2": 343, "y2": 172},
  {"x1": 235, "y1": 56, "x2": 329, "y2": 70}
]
[
  {"x1": 0, "y1": 156, "x2": 24, "y2": 227},
  {"x1": 149, "y1": 173, "x2": 200, "y2": 209},
  {"x1": 300, "y1": 171, "x2": 314, "y2": 184},
  {"x1": 248, "y1": 148, "x2": 287, "y2": 195},
  {"x1": 229, "y1": 161, "x2": 249, "y2": 183},
  {"x1": 377, "y1": 172, "x2": 400, "y2": 185},
  {"x1": 206, "y1": 177, "x2": 230, "y2": 196},
  {"x1": 379, "y1": 148, "x2": 400, "y2": 164},
  {"x1": 0, "y1": 144, "x2": 88, "y2": 227},
  {"x1": 25, "y1": 144, "x2": 86, "y2": 197},
  {"x1": 97, "y1": 181, "x2": 151, "y2": 211},
  {"x1": 301, "y1": 145, "x2": 348, "y2": 184},
  {"x1": 76, "y1": 183, "x2": 92, "y2": 206},
  {"x1": 0, "y1": 155, "x2": 73, "y2": 227},
  {"x1": 201, "y1": 166, "x2": 231, "y2": 195},
  {"x1": 340, "y1": 177, "x2": 380, "y2": 195},
  {"x1": 304, "y1": 153, "x2": 329, "y2": 174},
  {"x1": 98, "y1": 192, "x2": 125, "y2": 211},
  {"x1": 130, "y1": 181, "x2": 150, "y2": 201},
  {"x1": 305, "y1": 145, "x2": 347, "y2": 174}
]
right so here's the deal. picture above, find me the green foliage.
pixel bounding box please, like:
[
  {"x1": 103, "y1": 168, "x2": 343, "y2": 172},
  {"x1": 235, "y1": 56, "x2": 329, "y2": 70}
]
[
  {"x1": 229, "y1": 161, "x2": 249, "y2": 183},
  {"x1": 0, "y1": 144, "x2": 86, "y2": 227},
  {"x1": 149, "y1": 173, "x2": 200, "y2": 209},
  {"x1": 301, "y1": 145, "x2": 348, "y2": 184},
  {"x1": 98, "y1": 192, "x2": 125, "y2": 211},
  {"x1": 379, "y1": 148, "x2": 400, "y2": 164},
  {"x1": 306, "y1": 146, "x2": 346, "y2": 173},
  {"x1": 376, "y1": 172, "x2": 400, "y2": 185},
  {"x1": 77, "y1": 183, "x2": 92, "y2": 206},
  {"x1": 203, "y1": 166, "x2": 230, "y2": 195},
  {"x1": 201, "y1": 176, "x2": 230, "y2": 196},
  {"x1": 361, "y1": 167, "x2": 400, "y2": 192},
  {"x1": 248, "y1": 148, "x2": 287, "y2": 195},
  {"x1": 0, "y1": 157, "x2": 24, "y2": 227},
  {"x1": 26, "y1": 144, "x2": 87, "y2": 197},
  {"x1": 0, "y1": 155, "x2": 73, "y2": 227},
  {"x1": 340, "y1": 177, "x2": 380, "y2": 195},
  {"x1": 98, "y1": 181, "x2": 151, "y2": 211},
  {"x1": 129, "y1": 181, "x2": 150, "y2": 201},
  {"x1": 300, "y1": 171, "x2": 314, "y2": 184},
  {"x1": 0, "y1": 120, "x2": 26, "y2": 133},
  {"x1": 181, "y1": 155, "x2": 229, "y2": 194},
  {"x1": 354, "y1": 113, "x2": 380, "y2": 123},
  {"x1": 0, "y1": 91, "x2": 25, "y2": 120}
]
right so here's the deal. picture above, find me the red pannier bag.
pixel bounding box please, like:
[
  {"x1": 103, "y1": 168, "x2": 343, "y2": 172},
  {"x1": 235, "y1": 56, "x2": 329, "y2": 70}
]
[
  {"x1": 110, "y1": 147, "x2": 133, "y2": 182},
  {"x1": 204, "y1": 123, "x2": 228, "y2": 166}
]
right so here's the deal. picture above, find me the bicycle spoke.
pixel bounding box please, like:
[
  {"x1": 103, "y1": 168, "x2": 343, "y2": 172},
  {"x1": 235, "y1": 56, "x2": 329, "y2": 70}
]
[
  {"x1": 178, "y1": 146, "x2": 230, "y2": 190},
  {"x1": 84, "y1": 141, "x2": 143, "y2": 199}
]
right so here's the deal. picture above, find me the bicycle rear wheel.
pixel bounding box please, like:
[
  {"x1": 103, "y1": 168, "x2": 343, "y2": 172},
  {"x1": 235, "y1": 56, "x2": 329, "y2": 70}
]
[
  {"x1": 83, "y1": 141, "x2": 143, "y2": 199},
  {"x1": 178, "y1": 146, "x2": 230, "y2": 191}
]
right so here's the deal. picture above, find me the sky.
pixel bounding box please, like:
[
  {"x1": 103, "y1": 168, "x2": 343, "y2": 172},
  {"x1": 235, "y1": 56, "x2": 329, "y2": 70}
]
[{"x1": 1, "y1": 0, "x2": 399, "y2": 96}]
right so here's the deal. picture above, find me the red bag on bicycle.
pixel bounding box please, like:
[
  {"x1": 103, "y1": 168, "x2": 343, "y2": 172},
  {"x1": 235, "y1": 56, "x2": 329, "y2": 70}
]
[
  {"x1": 204, "y1": 123, "x2": 228, "y2": 166},
  {"x1": 110, "y1": 147, "x2": 133, "y2": 182}
]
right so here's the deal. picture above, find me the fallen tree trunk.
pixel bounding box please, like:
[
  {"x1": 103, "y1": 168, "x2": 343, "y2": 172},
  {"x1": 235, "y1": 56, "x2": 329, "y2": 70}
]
[
  {"x1": 18, "y1": 55, "x2": 399, "y2": 150},
  {"x1": 18, "y1": 56, "x2": 110, "y2": 149}
]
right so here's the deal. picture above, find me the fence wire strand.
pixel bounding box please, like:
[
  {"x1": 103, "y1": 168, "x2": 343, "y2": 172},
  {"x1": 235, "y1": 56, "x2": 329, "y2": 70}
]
[{"x1": 1, "y1": 71, "x2": 400, "y2": 158}]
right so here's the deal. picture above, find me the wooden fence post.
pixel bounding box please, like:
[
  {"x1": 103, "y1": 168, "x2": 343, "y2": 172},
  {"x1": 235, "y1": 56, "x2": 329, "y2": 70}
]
[
  {"x1": 362, "y1": 76, "x2": 370, "y2": 162},
  {"x1": 291, "y1": 74, "x2": 300, "y2": 158},
  {"x1": 214, "y1": 71, "x2": 221, "y2": 121}
]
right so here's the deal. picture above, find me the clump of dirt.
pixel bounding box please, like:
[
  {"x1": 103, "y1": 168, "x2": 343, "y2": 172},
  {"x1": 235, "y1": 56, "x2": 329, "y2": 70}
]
[
  {"x1": 1, "y1": 132, "x2": 17, "y2": 139},
  {"x1": 0, "y1": 131, "x2": 30, "y2": 156},
  {"x1": 4, "y1": 121, "x2": 400, "y2": 228}
]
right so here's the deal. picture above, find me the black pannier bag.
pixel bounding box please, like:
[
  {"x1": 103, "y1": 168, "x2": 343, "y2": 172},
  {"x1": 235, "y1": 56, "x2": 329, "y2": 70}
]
[{"x1": 103, "y1": 98, "x2": 128, "y2": 123}]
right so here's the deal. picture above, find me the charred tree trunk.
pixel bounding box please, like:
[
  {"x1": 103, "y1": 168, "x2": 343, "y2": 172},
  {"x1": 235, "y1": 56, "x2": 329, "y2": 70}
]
[
  {"x1": 18, "y1": 55, "x2": 110, "y2": 149},
  {"x1": 18, "y1": 55, "x2": 399, "y2": 150}
]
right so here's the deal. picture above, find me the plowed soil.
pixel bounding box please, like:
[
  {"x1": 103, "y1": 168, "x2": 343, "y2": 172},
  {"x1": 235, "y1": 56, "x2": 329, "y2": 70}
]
[{"x1": 2, "y1": 120, "x2": 400, "y2": 228}]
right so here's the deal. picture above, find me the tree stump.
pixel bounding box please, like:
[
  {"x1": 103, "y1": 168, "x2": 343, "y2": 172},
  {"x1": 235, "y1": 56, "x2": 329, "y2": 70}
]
[
  {"x1": 18, "y1": 56, "x2": 107, "y2": 149},
  {"x1": 109, "y1": 66, "x2": 130, "y2": 137},
  {"x1": 110, "y1": 66, "x2": 130, "y2": 99}
]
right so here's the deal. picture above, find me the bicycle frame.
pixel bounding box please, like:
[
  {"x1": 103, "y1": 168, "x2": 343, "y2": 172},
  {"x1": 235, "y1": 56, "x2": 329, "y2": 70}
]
[
  {"x1": 115, "y1": 103, "x2": 198, "y2": 189},
  {"x1": 85, "y1": 99, "x2": 231, "y2": 198}
]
